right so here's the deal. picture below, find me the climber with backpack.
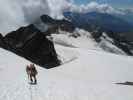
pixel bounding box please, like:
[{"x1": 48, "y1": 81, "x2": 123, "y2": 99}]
[{"x1": 26, "y1": 63, "x2": 38, "y2": 84}]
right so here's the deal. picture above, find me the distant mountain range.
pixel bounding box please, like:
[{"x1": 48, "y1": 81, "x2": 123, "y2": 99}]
[
  {"x1": 115, "y1": 11, "x2": 133, "y2": 26},
  {"x1": 64, "y1": 12, "x2": 133, "y2": 33}
]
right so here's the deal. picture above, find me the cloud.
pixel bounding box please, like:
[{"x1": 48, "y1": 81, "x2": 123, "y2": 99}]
[
  {"x1": 22, "y1": 0, "x2": 50, "y2": 23},
  {"x1": 0, "y1": 0, "x2": 26, "y2": 35},
  {"x1": 69, "y1": 2, "x2": 125, "y2": 15},
  {"x1": 0, "y1": 0, "x2": 72, "y2": 35},
  {"x1": 0, "y1": 0, "x2": 126, "y2": 35},
  {"x1": 47, "y1": 0, "x2": 72, "y2": 19}
]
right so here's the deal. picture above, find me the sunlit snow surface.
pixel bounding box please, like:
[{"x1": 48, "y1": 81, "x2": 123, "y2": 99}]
[
  {"x1": 0, "y1": 40, "x2": 133, "y2": 100},
  {"x1": 52, "y1": 30, "x2": 125, "y2": 55}
]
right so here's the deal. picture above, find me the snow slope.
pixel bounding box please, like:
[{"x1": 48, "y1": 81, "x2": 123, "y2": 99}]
[
  {"x1": 52, "y1": 29, "x2": 101, "y2": 50},
  {"x1": 51, "y1": 29, "x2": 126, "y2": 55},
  {"x1": 0, "y1": 43, "x2": 133, "y2": 100}
]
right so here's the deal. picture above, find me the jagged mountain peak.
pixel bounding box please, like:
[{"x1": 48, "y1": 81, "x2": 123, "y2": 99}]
[{"x1": 0, "y1": 23, "x2": 61, "y2": 68}]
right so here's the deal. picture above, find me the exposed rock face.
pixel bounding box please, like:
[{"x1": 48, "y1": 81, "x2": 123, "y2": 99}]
[
  {"x1": 0, "y1": 33, "x2": 7, "y2": 48},
  {"x1": 1, "y1": 24, "x2": 60, "y2": 69},
  {"x1": 105, "y1": 31, "x2": 133, "y2": 55},
  {"x1": 90, "y1": 30, "x2": 133, "y2": 55},
  {"x1": 0, "y1": 15, "x2": 75, "y2": 68},
  {"x1": 41, "y1": 15, "x2": 75, "y2": 33},
  {"x1": 0, "y1": 34, "x2": 3, "y2": 46}
]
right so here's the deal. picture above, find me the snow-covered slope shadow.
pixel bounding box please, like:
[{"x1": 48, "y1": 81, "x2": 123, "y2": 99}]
[{"x1": 0, "y1": 43, "x2": 133, "y2": 100}]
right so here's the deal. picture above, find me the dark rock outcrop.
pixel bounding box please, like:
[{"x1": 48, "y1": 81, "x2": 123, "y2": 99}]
[
  {"x1": 0, "y1": 33, "x2": 3, "y2": 47},
  {"x1": 41, "y1": 15, "x2": 75, "y2": 33},
  {"x1": 0, "y1": 15, "x2": 76, "y2": 68},
  {"x1": 116, "y1": 81, "x2": 133, "y2": 86},
  {"x1": 106, "y1": 31, "x2": 133, "y2": 55},
  {"x1": 90, "y1": 30, "x2": 133, "y2": 55},
  {"x1": 1, "y1": 24, "x2": 60, "y2": 69},
  {"x1": 0, "y1": 33, "x2": 7, "y2": 48}
]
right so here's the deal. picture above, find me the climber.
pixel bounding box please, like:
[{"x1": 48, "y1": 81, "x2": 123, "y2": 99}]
[{"x1": 26, "y1": 64, "x2": 38, "y2": 84}]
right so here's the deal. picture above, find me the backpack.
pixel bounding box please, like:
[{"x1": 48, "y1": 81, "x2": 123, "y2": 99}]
[{"x1": 31, "y1": 65, "x2": 38, "y2": 75}]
